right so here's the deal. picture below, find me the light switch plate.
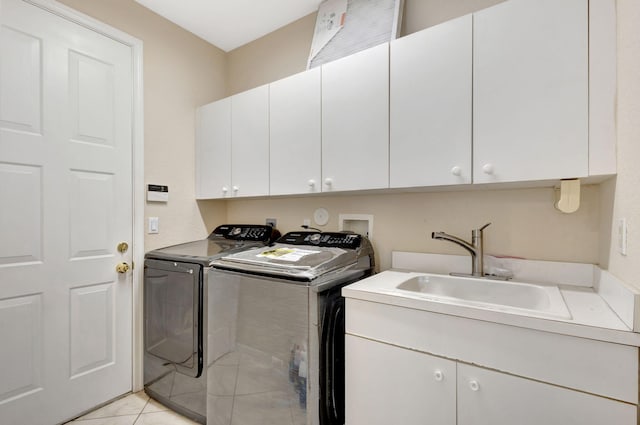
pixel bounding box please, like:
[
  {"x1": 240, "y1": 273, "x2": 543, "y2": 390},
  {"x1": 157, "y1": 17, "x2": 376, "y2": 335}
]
[
  {"x1": 618, "y1": 218, "x2": 627, "y2": 256},
  {"x1": 148, "y1": 217, "x2": 159, "y2": 234}
]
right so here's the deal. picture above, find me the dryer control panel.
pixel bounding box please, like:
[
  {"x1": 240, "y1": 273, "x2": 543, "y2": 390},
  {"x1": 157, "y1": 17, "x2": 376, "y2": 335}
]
[
  {"x1": 277, "y1": 232, "x2": 363, "y2": 249},
  {"x1": 209, "y1": 225, "x2": 280, "y2": 242}
]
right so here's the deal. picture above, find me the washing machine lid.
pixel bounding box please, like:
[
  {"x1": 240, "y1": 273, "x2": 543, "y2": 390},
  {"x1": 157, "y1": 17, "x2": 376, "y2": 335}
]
[
  {"x1": 144, "y1": 224, "x2": 279, "y2": 263},
  {"x1": 146, "y1": 239, "x2": 235, "y2": 261},
  {"x1": 211, "y1": 232, "x2": 365, "y2": 281}
]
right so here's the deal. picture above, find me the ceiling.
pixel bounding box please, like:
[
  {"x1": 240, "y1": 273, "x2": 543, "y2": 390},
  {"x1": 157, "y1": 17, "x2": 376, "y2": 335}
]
[{"x1": 134, "y1": 0, "x2": 322, "y2": 52}]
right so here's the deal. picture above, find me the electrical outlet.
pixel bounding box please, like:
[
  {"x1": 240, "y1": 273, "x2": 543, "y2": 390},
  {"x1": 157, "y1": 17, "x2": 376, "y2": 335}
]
[
  {"x1": 266, "y1": 218, "x2": 277, "y2": 228},
  {"x1": 303, "y1": 218, "x2": 311, "y2": 227},
  {"x1": 618, "y1": 218, "x2": 628, "y2": 256}
]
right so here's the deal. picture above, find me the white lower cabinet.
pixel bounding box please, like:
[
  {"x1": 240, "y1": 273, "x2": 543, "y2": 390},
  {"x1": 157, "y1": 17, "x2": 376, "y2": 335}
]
[
  {"x1": 457, "y1": 363, "x2": 636, "y2": 425},
  {"x1": 346, "y1": 335, "x2": 456, "y2": 425},
  {"x1": 345, "y1": 299, "x2": 638, "y2": 425},
  {"x1": 346, "y1": 336, "x2": 636, "y2": 425}
]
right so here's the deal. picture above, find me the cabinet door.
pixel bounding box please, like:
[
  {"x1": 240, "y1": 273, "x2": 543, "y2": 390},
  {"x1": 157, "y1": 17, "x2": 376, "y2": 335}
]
[
  {"x1": 270, "y1": 68, "x2": 321, "y2": 195},
  {"x1": 345, "y1": 335, "x2": 456, "y2": 425},
  {"x1": 457, "y1": 364, "x2": 637, "y2": 425},
  {"x1": 473, "y1": 0, "x2": 588, "y2": 183},
  {"x1": 195, "y1": 99, "x2": 231, "y2": 199},
  {"x1": 390, "y1": 15, "x2": 472, "y2": 188},
  {"x1": 231, "y1": 85, "x2": 269, "y2": 197},
  {"x1": 322, "y1": 43, "x2": 389, "y2": 192}
]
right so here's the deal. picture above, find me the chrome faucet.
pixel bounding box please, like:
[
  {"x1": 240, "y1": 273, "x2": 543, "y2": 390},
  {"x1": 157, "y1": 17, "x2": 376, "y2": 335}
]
[{"x1": 432, "y1": 223, "x2": 491, "y2": 277}]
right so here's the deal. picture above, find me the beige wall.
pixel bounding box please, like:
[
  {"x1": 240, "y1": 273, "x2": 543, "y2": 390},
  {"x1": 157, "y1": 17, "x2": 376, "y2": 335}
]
[
  {"x1": 227, "y1": 187, "x2": 601, "y2": 272},
  {"x1": 601, "y1": 0, "x2": 640, "y2": 288},
  {"x1": 57, "y1": 0, "x2": 228, "y2": 251},
  {"x1": 226, "y1": 13, "x2": 317, "y2": 96},
  {"x1": 226, "y1": 0, "x2": 507, "y2": 95}
]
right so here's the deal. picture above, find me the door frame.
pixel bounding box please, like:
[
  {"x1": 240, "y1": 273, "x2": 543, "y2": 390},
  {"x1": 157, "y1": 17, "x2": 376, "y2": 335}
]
[{"x1": 23, "y1": 0, "x2": 146, "y2": 392}]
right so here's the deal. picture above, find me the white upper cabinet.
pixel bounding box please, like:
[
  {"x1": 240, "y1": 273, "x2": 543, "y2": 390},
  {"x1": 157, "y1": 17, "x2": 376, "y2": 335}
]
[
  {"x1": 321, "y1": 43, "x2": 389, "y2": 192},
  {"x1": 195, "y1": 98, "x2": 231, "y2": 199},
  {"x1": 390, "y1": 15, "x2": 472, "y2": 188},
  {"x1": 473, "y1": 0, "x2": 588, "y2": 183},
  {"x1": 231, "y1": 84, "x2": 270, "y2": 197},
  {"x1": 269, "y1": 68, "x2": 321, "y2": 196}
]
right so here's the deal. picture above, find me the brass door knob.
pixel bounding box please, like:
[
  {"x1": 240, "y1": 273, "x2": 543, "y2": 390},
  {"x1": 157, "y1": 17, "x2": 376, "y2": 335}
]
[
  {"x1": 116, "y1": 262, "x2": 130, "y2": 273},
  {"x1": 117, "y1": 242, "x2": 129, "y2": 253}
]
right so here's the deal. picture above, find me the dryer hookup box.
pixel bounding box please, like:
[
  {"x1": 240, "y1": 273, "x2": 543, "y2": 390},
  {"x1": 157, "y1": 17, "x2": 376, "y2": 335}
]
[{"x1": 147, "y1": 184, "x2": 168, "y2": 202}]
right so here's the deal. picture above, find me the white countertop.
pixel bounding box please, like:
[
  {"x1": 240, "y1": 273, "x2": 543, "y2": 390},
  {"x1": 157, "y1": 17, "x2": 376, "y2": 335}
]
[{"x1": 343, "y1": 270, "x2": 640, "y2": 346}]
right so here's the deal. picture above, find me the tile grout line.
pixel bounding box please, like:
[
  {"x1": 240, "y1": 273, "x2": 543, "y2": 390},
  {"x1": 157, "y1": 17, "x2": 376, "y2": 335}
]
[{"x1": 132, "y1": 393, "x2": 150, "y2": 425}]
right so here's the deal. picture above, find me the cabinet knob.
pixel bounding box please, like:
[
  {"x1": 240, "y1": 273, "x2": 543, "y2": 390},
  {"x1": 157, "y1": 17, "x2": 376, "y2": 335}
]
[
  {"x1": 482, "y1": 164, "x2": 494, "y2": 175},
  {"x1": 308, "y1": 179, "x2": 316, "y2": 188},
  {"x1": 451, "y1": 166, "x2": 462, "y2": 176},
  {"x1": 232, "y1": 186, "x2": 239, "y2": 192},
  {"x1": 324, "y1": 178, "x2": 333, "y2": 187},
  {"x1": 222, "y1": 186, "x2": 228, "y2": 193},
  {"x1": 469, "y1": 380, "x2": 480, "y2": 392},
  {"x1": 434, "y1": 370, "x2": 444, "y2": 382}
]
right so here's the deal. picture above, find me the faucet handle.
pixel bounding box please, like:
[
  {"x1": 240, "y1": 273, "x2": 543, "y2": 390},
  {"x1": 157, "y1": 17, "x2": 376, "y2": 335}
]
[{"x1": 479, "y1": 222, "x2": 491, "y2": 231}]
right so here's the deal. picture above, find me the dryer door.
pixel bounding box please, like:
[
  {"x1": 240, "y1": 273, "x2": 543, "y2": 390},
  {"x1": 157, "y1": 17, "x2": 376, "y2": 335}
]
[{"x1": 144, "y1": 259, "x2": 203, "y2": 378}]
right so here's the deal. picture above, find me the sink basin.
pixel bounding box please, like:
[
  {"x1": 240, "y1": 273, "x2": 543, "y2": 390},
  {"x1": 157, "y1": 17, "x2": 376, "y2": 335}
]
[{"x1": 396, "y1": 274, "x2": 571, "y2": 319}]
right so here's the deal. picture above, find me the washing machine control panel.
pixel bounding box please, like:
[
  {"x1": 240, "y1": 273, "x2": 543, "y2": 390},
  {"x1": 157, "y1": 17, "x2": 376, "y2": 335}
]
[
  {"x1": 278, "y1": 232, "x2": 363, "y2": 249},
  {"x1": 209, "y1": 225, "x2": 279, "y2": 242}
]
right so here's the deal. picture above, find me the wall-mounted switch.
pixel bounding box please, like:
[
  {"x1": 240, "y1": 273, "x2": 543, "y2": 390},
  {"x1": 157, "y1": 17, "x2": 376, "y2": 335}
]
[
  {"x1": 618, "y1": 218, "x2": 627, "y2": 256},
  {"x1": 148, "y1": 217, "x2": 159, "y2": 234}
]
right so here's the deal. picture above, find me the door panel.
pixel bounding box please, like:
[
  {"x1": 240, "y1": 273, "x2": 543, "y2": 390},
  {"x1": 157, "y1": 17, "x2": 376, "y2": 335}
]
[
  {"x1": 69, "y1": 282, "x2": 114, "y2": 377},
  {"x1": 0, "y1": 25, "x2": 41, "y2": 133},
  {"x1": 0, "y1": 294, "x2": 43, "y2": 404},
  {"x1": 69, "y1": 170, "x2": 115, "y2": 258},
  {"x1": 0, "y1": 0, "x2": 134, "y2": 423},
  {"x1": 0, "y1": 163, "x2": 42, "y2": 265},
  {"x1": 69, "y1": 51, "x2": 115, "y2": 145}
]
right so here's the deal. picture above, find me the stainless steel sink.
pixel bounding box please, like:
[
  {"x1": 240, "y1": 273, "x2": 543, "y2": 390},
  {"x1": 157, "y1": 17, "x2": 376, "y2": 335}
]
[{"x1": 396, "y1": 274, "x2": 571, "y2": 319}]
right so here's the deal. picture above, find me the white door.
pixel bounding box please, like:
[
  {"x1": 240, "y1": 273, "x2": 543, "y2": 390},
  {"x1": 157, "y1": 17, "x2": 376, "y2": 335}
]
[
  {"x1": 457, "y1": 364, "x2": 637, "y2": 425},
  {"x1": 345, "y1": 335, "x2": 457, "y2": 425},
  {"x1": 196, "y1": 98, "x2": 232, "y2": 199},
  {"x1": 390, "y1": 14, "x2": 472, "y2": 188},
  {"x1": 269, "y1": 68, "x2": 321, "y2": 196},
  {"x1": 473, "y1": 0, "x2": 588, "y2": 183},
  {"x1": 321, "y1": 43, "x2": 389, "y2": 192},
  {"x1": 231, "y1": 84, "x2": 269, "y2": 197},
  {"x1": 0, "y1": 1, "x2": 133, "y2": 424}
]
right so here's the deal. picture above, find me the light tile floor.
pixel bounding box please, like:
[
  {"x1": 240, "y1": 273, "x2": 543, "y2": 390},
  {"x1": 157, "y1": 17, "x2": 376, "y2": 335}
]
[{"x1": 64, "y1": 391, "x2": 200, "y2": 425}]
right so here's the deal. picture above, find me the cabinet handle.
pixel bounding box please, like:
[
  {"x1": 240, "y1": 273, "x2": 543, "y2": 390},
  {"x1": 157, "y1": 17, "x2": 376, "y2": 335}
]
[
  {"x1": 433, "y1": 370, "x2": 444, "y2": 382},
  {"x1": 324, "y1": 178, "x2": 333, "y2": 187},
  {"x1": 469, "y1": 380, "x2": 480, "y2": 392},
  {"x1": 482, "y1": 164, "x2": 494, "y2": 175},
  {"x1": 308, "y1": 179, "x2": 316, "y2": 188},
  {"x1": 232, "y1": 186, "x2": 239, "y2": 192},
  {"x1": 222, "y1": 186, "x2": 228, "y2": 194},
  {"x1": 451, "y1": 166, "x2": 462, "y2": 176}
]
